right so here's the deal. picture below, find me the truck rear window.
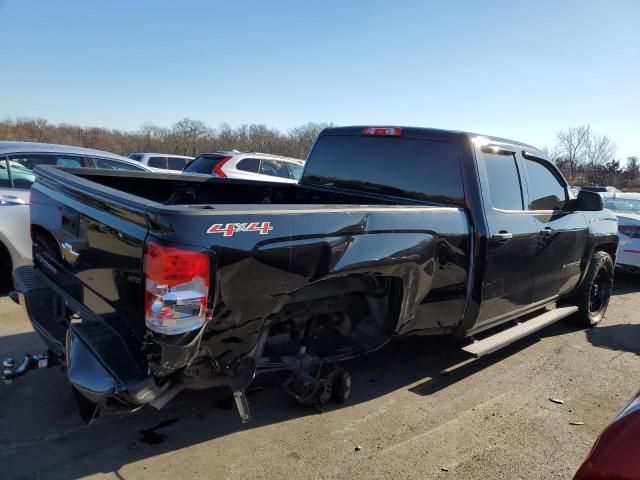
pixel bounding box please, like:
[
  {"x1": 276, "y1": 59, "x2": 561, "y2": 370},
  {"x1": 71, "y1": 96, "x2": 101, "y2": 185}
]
[{"x1": 302, "y1": 135, "x2": 464, "y2": 204}]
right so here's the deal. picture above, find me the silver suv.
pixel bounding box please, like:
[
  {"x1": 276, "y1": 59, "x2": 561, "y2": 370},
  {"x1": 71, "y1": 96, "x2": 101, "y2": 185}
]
[
  {"x1": 0, "y1": 141, "x2": 152, "y2": 286},
  {"x1": 182, "y1": 151, "x2": 304, "y2": 183}
]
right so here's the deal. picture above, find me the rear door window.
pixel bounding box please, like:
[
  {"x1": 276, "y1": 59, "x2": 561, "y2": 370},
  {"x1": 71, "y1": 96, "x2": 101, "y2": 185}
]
[
  {"x1": 92, "y1": 157, "x2": 146, "y2": 171},
  {"x1": 260, "y1": 160, "x2": 291, "y2": 179},
  {"x1": 147, "y1": 156, "x2": 167, "y2": 169},
  {"x1": 523, "y1": 158, "x2": 568, "y2": 211},
  {"x1": 168, "y1": 157, "x2": 188, "y2": 171},
  {"x1": 303, "y1": 135, "x2": 464, "y2": 204},
  {"x1": 236, "y1": 158, "x2": 260, "y2": 173},
  {"x1": 7, "y1": 153, "x2": 85, "y2": 189},
  {"x1": 483, "y1": 152, "x2": 524, "y2": 210}
]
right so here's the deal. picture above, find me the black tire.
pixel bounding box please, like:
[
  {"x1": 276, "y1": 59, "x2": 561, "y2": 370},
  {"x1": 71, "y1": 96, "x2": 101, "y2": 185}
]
[{"x1": 571, "y1": 251, "x2": 614, "y2": 327}]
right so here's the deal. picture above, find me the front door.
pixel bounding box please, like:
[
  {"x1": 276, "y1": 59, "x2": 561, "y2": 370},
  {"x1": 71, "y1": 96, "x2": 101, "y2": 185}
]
[
  {"x1": 520, "y1": 153, "x2": 589, "y2": 300},
  {"x1": 477, "y1": 148, "x2": 539, "y2": 326}
]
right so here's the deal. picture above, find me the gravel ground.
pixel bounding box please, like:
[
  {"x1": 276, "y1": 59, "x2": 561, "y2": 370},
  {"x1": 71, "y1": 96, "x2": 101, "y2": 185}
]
[{"x1": 0, "y1": 274, "x2": 639, "y2": 480}]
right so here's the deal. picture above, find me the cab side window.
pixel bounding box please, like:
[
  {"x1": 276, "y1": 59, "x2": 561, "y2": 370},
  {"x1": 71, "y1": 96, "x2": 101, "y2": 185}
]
[
  {"x1": 483, "y1": 152, "x2": 523, "y2": 210},
  {"x1": 524, "y1": 158, "x2": 568, "y2": 211}
]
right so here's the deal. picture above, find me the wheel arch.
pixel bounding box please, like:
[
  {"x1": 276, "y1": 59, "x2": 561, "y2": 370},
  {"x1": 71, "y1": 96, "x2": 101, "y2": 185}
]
[
  {"x1": 0, "y1": 236, "x2": 17, "y2": 289},
  {"x1": 594, "y1": 242, "x2": 617, "y2": 265},
  {"x1": 30, "y1": 224, "x2": 62, "y2": 261}
]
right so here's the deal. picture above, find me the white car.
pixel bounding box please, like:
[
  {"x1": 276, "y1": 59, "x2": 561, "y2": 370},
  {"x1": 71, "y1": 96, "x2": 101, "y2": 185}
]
[
  {"x1": 603, "y1": 193, "x2": 640, "y2": 274},
  {"x1": 127, "y1": 152, "x2": 194, "y2": 172},
  {"x1": 0, "y1": 141, "x2": 152, "y2": 286},
  {"x1": 182, "y1": 151, "x2": 305, "y2": 183}
]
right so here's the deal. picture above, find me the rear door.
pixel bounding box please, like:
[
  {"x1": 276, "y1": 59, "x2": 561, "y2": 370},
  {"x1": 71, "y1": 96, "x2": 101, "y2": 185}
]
[
  {"x1": 519, "y1": 151, "x2": 588, "y2": 299},
  {"x1": 476, "y1": 145, "x2": 539, "y2": 326}
]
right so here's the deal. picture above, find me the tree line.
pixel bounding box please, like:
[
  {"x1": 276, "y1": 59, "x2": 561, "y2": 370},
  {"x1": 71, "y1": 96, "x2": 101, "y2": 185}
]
[
  {"x1": 1, "y1": 118, "x2": 637, "y2": 189},
  {"x1": 546, "y1": 125, "x2": 638, "y2": 189},
  {"x1": 0, "y1": 117, "x2": 331, "y2": 160}
]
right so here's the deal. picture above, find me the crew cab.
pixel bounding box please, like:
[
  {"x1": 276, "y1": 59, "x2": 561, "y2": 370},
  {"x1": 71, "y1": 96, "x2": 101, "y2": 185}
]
[{"x1": 9, "y1": 126, "x2": 618, "y2": 423}]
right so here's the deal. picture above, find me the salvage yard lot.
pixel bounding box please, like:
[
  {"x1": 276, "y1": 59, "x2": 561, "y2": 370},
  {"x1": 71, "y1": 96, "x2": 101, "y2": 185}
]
[{"x1": 1, "y1": 276, "x2": 639, "y2": 480}]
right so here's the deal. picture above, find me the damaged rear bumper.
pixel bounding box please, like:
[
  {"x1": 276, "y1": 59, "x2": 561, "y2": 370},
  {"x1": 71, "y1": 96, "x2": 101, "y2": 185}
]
[{"x1": 11, "y1": 266, "x2": 234, "y2": 422}]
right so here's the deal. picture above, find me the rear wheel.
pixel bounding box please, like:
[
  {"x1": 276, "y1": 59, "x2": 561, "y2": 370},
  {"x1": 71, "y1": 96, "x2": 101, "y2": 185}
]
[{"x1": 571, "y1": 251, "x2": 614, "y2": 327}]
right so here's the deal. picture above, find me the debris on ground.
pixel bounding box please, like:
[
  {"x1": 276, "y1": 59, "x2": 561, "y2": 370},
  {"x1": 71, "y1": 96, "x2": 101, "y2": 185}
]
[
  {"x1": 549, "y1": 398, "x2": 565, "y2": 404},
  {"x1": 569, "y1": 421, "x2": 586, "y2": 426}
]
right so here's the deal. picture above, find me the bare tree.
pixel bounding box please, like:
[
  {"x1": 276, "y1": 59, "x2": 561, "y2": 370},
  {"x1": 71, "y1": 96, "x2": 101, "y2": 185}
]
[
  {"x1": 555, "y1": 125, "x2": 591, "y2": 183},
  {"x1": 287, "y1": 122, "x2": 332, "y2": 158},
  {"x1": 584, "y1": 133, "x2": 616, "y2": 184}
]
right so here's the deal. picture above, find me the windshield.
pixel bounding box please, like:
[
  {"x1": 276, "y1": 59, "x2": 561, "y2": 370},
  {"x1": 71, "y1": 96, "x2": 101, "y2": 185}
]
[{"x1": 604, "y1": 197, "x2": 640, "y2": 215}]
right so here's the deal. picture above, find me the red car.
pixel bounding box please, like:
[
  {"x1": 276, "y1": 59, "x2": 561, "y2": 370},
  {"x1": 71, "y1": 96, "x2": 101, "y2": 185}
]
[{"x1": 574, "y1": 390, "x2": 640, "y2": 479}]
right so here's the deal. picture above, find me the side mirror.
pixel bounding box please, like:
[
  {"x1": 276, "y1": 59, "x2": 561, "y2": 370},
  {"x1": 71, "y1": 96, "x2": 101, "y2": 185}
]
[{"x1": 570, "y1": 190, "x2": 604, "y2": 211}]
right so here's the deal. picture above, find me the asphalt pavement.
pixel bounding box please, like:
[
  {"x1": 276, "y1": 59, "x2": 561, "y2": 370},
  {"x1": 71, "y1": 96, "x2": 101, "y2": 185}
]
[{"x1": 1, "y1": 275, "x2": 639, "y2": 479}]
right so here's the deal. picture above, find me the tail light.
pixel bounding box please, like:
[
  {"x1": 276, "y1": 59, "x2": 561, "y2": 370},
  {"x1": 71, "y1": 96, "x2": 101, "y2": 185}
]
[
  {"x1": 212, "y1": 156, "x2": 232, "y2": 178},
  {"x1": 619, "y1": 225, "x2": 640, "y2": 238},
  {"x1": 362, "y1": 127, "x2": 402, "y2": 137},
  {"x1": 144, "y1": 241, "x2": 211, "y2": 335}
]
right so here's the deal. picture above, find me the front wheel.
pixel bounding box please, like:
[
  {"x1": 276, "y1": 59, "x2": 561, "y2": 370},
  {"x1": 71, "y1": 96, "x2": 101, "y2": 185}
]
[{"x1": 571, "y1": 251, "x2": 614, "y2": 327}]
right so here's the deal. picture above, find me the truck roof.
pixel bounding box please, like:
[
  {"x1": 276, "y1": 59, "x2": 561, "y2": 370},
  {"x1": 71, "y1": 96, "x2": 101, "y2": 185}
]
[{"x1": 320, "y1": 126, "x2": 545, "y2": 159}]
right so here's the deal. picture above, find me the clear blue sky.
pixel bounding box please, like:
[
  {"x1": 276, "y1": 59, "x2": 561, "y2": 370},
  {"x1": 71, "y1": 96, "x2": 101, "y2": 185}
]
[{"x1": 0, "y1": 0, "x2": 638, "y2": 159}]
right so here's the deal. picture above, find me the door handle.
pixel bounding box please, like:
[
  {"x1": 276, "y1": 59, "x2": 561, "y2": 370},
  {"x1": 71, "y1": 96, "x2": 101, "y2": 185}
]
[
  {"x1": 491, "y1": 231, "x2": 513, "y2": 244},
  {"x1": 540, "y1": 227, "x2": 554, "y2": 237},
  {"x1": 0, "y1": 195, "x2": 26, "y2": 206}
]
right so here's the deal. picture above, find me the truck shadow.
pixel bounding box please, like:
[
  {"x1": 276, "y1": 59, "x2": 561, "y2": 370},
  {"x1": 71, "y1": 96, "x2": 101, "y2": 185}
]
[
  {"x1": 0, "y1": 319, "x2": 578, "y2": 480},
  {"x1": 585, "y1": 271, "x2": 640, "y2": 356}
]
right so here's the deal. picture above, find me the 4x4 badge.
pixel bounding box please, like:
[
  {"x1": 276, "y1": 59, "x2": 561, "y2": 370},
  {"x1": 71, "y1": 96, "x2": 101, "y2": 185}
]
[{"x1": 207, "y1": 222, "x2": 273, "y2": 237}]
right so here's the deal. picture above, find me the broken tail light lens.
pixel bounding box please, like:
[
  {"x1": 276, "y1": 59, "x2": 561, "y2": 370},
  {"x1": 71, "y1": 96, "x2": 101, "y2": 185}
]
[
  {"x1": 144, "y1": 241, "x2": 211, "y2": 335},
  {"x1": 619, "y1": 225, "x2": 640, "y2": 238}
]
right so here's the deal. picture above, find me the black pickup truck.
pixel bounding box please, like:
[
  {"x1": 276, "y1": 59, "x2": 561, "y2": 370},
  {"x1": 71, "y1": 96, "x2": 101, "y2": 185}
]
[{"x1": 9, "y1": 126, "x2": 617, "y2": 423}]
